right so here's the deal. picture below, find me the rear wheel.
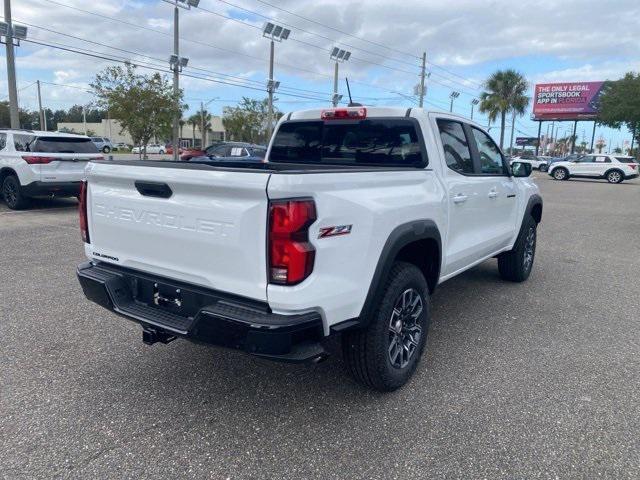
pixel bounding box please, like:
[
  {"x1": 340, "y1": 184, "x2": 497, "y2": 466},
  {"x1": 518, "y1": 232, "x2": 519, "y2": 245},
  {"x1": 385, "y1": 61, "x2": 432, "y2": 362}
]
[
  {"x1": 498, "y1": 215, "x2": 537, "y2": 282},
  {"x1": 342, "y1": 262, "x2": 430, "y2": 391},
  {"x1": 2, "y1": 175, "x2": 30, "y2": 210},
  {"x1": 606, "y1": 170, "x2": 623, "y2": 184},
  {"x1": 102, "y1": 146, "x2": 111, "y2": 154},
  {"x1": 553, "y1": 167, "x2": 568, "y2": 180}
]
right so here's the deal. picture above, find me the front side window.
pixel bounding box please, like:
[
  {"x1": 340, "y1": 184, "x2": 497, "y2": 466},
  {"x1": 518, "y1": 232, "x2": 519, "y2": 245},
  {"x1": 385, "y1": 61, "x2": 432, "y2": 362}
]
[
  {"x1": 0, "y1": 133, "x2": 6, "y2": 150},
  {"x1": 270, "y1": 119, "x2": 426, "y2": 167},
  {"x1": 436, "y1": 120, "x2": 473, "y2": 174},
  {"x1": 471, "y1": 128, "x2": 506, "y2": 175}
]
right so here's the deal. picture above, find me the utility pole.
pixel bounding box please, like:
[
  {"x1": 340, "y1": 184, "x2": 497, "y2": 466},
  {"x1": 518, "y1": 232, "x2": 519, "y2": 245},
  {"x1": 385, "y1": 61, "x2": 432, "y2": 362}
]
[
  {"x1": 570, "y1": 120, "x2": 577, "y2": 154},
  {"x1": 172, "y1": 4, "x2": 180, "y2": 161},
  {"x1": 418, "y1": 51, "x2": 426, "y2": 108},
  {"x1": 509, "y1": 110, "x2": 516, "y2": 155},
  {"x1": 4, "y1": 0, "x2": 19, "y2": 128},
  {"x1": 82, "y1": 105, "x2": 87, "y2": 135},
  {"x1": 200, "y1": 101, "x2": 206, "y2": 148},
  {"x1": 36, "y1": 80, "x2": 45, "y2": 131}
]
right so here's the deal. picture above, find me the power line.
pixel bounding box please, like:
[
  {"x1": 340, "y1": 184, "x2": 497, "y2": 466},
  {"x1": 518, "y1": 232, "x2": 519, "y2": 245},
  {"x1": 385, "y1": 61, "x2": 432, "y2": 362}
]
[
  {"x1": 206, "y1": 0, "x2": 421, "y2": 69},
  {"x1": 190, "y1": 2, "x2": 422, "y2": 76},
  {"x1": 22, "y1": 37, "x2": 332, "y2": 103},
  {"x1": 19, "y1": 19, "x2": 334, "y2": 99},
  {"x1": 31, "y1": 0, "x2": 422, "y2": 100},
  {"x1": 250, "y1": 0, "x2": 419, "y2": 59}
]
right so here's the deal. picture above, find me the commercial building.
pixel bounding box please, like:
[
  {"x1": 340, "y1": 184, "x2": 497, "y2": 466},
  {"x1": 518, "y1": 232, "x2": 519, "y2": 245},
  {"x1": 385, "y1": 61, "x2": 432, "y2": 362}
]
[{"x1": 56, "y1": 117, "x2": 225, "y2": 147}]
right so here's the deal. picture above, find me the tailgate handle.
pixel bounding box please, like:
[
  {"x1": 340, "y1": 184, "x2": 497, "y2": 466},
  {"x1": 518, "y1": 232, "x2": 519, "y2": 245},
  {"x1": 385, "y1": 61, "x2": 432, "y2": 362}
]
[{"x1": 135, "y1": 181, "x2": 173, "y2": 199}]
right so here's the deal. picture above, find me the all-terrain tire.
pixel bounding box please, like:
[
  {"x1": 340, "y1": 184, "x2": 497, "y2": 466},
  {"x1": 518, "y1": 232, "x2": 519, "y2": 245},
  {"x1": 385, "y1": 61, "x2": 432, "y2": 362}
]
[
  {"x1": 342, "y1": 262, "x2": 430, "y2": 391},
  {"x1": 498, "y1": 215, "x2": 537, "y2": 282}
]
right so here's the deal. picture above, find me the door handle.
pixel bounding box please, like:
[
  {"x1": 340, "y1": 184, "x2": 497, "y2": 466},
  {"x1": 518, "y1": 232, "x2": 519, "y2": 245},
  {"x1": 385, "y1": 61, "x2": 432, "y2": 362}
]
[
  {"x1": 453, "y1": 194, "x2": 468, "y2": 204},
  {"x1": 488, "y1": 190, "x2": 498, "y2": 199}
]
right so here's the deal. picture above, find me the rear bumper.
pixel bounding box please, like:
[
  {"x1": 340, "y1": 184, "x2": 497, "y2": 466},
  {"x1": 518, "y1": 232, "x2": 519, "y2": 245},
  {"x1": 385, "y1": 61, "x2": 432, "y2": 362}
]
[
  {"x1": 76, "y1": 262, "x2": 327, "y2": 363},
  {"x1": 22, "y1": 181, "x2": 81, "y2": 197},
  {"x1": 625, "y1": 172, "x2": 639, "y2": 179}
]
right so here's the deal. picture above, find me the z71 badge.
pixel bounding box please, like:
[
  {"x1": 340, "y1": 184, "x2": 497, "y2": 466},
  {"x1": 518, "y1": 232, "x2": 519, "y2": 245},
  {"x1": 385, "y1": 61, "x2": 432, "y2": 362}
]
[{"x1": 318, "y1": 225, "x2": 352, "y2": 239}]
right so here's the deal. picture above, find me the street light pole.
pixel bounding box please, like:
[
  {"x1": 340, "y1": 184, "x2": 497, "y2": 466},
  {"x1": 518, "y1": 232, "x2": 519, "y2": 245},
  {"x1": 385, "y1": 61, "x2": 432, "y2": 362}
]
[
  {"x1": 172, "y1": 4, "x2": 180, "y2": 161},
  {"x1": 330, "y1": 47, "x2": 350, "y2": 107},
  {"x1": 267, "y1": 38, "x2": 275, "y2": 140},
  {"x1": 449, "y1": 91, "x2": 459, "y2": 112},
  {"x1": 470, "y1": 98, "x2": 479, "y2": 120},
  {"x1": 262, "y1": 23, "x2": 290, "y2": 142},
  {"x1": 3, "y1": 0, "x2": 20, "y2": 128}
]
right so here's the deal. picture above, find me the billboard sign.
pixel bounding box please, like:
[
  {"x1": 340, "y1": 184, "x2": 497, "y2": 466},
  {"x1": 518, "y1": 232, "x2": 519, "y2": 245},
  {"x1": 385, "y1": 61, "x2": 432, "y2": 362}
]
[
  {"x1": 533, "y1": 81, "x2": 605, "y2": 120},
  {"x1": 515, "y1": 137, "x2": 539, "y2": 147}
]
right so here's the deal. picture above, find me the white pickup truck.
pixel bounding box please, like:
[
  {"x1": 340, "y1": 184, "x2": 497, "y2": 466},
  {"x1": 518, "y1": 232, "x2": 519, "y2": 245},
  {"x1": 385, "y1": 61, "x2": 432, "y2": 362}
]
[{"x1": 77, "y1": 107, "x2": 542, "y2": 391}]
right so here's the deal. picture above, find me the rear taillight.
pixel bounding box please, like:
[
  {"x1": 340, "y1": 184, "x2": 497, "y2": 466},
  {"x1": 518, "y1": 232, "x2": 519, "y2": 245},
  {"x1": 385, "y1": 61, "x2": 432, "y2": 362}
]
[
  {"x1": 268, "y1": 199, "x2": 317, "y2": 285},
  {"x1": 79, "y1": 180, "x2": 90, "y2": 243},
  {"x1": 321, "y1": 107, "x2": 367, "y2": 120},
  {"x1": 629, "y1": 163, "x2": 637, "y2": 170},
  {"x1": 22, "y1": 155, "x2": 55, "y2": 164}
]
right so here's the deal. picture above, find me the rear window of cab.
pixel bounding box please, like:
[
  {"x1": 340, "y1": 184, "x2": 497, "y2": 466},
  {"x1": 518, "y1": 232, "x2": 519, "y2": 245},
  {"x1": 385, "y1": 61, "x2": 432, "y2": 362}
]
[{"x1": 269, "y1": 118, "x2": 427, "y2": 167}]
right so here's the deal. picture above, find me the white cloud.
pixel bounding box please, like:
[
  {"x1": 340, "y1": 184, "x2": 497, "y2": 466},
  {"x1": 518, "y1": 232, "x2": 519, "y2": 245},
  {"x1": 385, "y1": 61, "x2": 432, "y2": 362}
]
[{"x1": 8, "y1": 0, "x2": 640, "y2": 112}]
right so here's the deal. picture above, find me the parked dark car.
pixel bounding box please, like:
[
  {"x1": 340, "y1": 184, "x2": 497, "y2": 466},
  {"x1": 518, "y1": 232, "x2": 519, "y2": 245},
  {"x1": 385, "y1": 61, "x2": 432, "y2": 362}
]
[{"x1": 180, "y1": 142, "x2": 266, "y2": 161}]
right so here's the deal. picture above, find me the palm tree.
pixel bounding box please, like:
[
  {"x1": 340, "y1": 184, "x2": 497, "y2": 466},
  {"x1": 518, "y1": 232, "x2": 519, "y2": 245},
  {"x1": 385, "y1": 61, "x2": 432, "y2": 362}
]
[
  {"x1": 199, "y1": 109, "x2": 212, "y2": 148},
  {"x1": 187, "y1": 114, "x2": 200, "y2": 148},
  {"x1": 479, "y1": 69, "x2": 530, "y2": 150}
]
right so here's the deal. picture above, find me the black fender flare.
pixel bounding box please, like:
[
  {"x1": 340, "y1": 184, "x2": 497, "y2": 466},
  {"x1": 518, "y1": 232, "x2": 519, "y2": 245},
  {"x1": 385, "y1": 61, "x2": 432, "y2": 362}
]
[
  {"x1": 525, "y1": 194, "x2": 543, "y2": 224},
  {"x1": 357, "y1": 220, "x2": 442, "y2": 326}
]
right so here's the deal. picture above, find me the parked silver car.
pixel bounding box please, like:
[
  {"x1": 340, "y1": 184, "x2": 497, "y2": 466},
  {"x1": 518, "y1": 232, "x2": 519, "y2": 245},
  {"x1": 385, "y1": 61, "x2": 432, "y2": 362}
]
[{"x1": 90, "y1": 137, "x2": 113, "y2": 153}]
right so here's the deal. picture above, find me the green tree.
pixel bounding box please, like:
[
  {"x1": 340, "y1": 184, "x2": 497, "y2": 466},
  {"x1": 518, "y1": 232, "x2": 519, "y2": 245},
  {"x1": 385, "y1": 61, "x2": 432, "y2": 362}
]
[
  {"x1": 479, "y1": 69, "x2": 530, "y2": 149},
  {"x1": 91, "y1": 63, "x2": 183, "y2": 159},
  {"x1": 222, "y1": 97, "x2": 282, "y2": 144},
  {"x1": 598, "y1": 72, "x2": 640, "y2": 157}
]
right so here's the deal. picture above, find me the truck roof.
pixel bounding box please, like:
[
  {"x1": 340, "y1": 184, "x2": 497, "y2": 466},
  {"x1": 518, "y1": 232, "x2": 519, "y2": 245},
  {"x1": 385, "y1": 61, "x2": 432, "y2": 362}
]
[{"x1": 286, "y1": 106, "x2": 469, "y2": 122}]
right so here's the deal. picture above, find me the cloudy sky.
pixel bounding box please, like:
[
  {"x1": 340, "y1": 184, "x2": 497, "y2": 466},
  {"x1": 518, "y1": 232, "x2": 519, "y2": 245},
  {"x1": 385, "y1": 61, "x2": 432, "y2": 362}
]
[{"x1": 5, "y1": 0, "x2": 640, "y2": 148}]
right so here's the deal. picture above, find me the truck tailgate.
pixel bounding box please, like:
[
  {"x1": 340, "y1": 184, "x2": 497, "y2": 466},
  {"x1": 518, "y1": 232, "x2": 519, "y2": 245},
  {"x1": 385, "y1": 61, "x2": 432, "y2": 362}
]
[{"x1": 85, "y1": 162, "x2": 270, "y2": 301}]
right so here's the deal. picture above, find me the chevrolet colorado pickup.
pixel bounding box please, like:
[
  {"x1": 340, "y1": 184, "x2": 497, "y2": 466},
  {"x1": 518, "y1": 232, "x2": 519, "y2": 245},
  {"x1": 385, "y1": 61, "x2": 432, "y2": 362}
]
[{"x1": 77, "y1": 107, "x2": 542, "y2": 391}]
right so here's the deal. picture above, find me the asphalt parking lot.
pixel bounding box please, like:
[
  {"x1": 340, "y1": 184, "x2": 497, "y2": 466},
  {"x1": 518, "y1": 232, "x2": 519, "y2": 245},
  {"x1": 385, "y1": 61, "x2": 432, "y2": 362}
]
[{"x1": 2, "y1": 173, "x2": 639, "y2": 479}]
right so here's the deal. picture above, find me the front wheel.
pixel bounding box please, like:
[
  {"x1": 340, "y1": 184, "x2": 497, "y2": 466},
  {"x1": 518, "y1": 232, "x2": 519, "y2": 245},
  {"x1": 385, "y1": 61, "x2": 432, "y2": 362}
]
[
  {"x1": 606, "y1": 170, "x2": 623, "y2": 184},
  {"x1": 2, "y1": 175, "x2": 30, "y2": 210},
  {"x1": 498, "y1": 216, "x2": 537, "y2": 282},
  {"x1": 342, "y1": 262, "x2": 430, "y2": 391},
  {"x1": 102, "y1": 146, "x2": 111, "y2": 154},
  {"x1": 553, "y1": 168, "x2": 568, "y2": 181}
]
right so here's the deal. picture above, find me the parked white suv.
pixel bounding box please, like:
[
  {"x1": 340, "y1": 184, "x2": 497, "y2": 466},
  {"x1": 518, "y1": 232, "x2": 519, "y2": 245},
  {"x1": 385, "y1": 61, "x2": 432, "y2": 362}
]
[
  {"x1": 76, "y1": 107, "x2": 542, "y2": 391},
  {"x1": 511, "y1": 155, "x2": 547, "y2": 171},
  {"x1": 131, "y1": 144, "x2": 165, "y2": 154},
  {"x1": 0, "y1": 130, "x2": 104, "y2": 209},
  {"x1": 548, "y1": 154, "x2": 639, "y2": 183}
]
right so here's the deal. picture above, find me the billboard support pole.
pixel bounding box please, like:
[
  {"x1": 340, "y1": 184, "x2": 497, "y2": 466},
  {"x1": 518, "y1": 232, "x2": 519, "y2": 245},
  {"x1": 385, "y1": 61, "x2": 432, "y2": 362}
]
[
  {"x1": 570, "y1": 120, "x2": 578, "y2": 154},
  {"x1": 535, "y1": 121, "x2": 542, "y2": 156},
  {"x1": 589, "y1": 121, "x2": 597, "y2": 154}
]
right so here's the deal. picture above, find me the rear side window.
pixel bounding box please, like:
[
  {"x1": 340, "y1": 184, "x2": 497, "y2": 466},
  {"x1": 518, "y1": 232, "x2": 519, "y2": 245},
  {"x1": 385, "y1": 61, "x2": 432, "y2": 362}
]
[
  {"x1": 0, "y1": 133, "x2": 6, "y2": 150},
  {"x1": 13, "y1": 134, "x2": 36, "y2": 152},
  {"x1": 249, "y1": 147, "x2": 267, "y2": 158},
  {"x1": 471, "y1": 127, "x2": 507, "y2": 175},
  {"x1": 615, "y1": 157, "x2": 636, "y2": 163},
  {"x1": 436, "y1": 119, "x2": 474, "y2": 174},
  {"x1": 31, "y1": 137, "x2": 99, "y2": 154},
  {"x1": 270, "y1": 119, "x2": 426, "y2": 167}
]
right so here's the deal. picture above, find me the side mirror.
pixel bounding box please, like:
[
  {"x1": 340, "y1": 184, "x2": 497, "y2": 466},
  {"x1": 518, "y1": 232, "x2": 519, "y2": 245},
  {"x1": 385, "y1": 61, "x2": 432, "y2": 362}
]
[{"x1": 511, "y1": 161, "x2": 532, "y2": 177}]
